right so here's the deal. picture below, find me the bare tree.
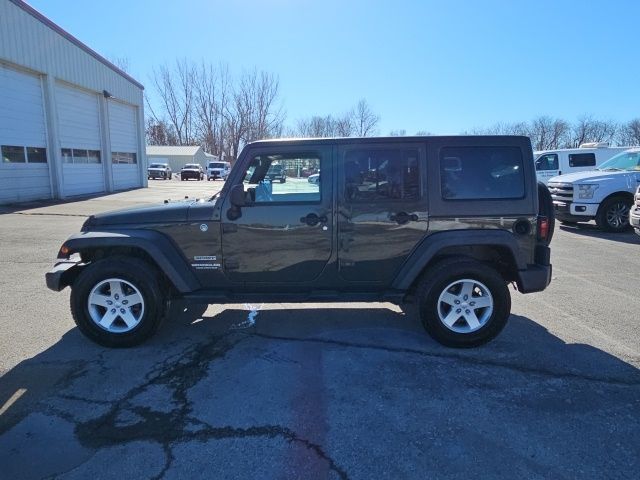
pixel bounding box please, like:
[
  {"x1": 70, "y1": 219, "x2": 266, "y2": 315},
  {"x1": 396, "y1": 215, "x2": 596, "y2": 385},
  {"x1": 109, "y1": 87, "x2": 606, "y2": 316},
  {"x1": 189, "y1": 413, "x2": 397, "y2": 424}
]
[
  {"x1": 389, "y1": 129, "x2": 407, "y2": 136},
  {"x1": 570, "y1": 115, "x2": 618, "y2": 147},
  {"x1": 194, "y1": 63, "x2": 231, "y2": 157},
  {"x1": 617, "y1": 118, "x2": 640, "y2": 146},
  {"x1": 351, "y1": 99, "x2": 379, "y2": 137},
  {"x1": 528, "y1": 116, "x2": 570, "y2": 150},
  {"x1": 151, "y1": 60, "x2": 197, "y2": 146},
  {"x1": 415, "y1": 130, "x2": 432, "y2": 136},
  {"x1": 145, "y1": 118, "x2": 178, "y2": 145}
]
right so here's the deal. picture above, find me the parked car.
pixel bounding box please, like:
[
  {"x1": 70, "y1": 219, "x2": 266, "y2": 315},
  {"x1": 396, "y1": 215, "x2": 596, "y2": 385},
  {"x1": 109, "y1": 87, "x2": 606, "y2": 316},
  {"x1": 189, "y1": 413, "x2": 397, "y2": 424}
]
[
  {"x1": 534, "y1": 143, "x2": 629, "y2": 184},
  {"x1": 549, "y1": 148, "x2": 640, "y2": 232},
  {"x1": 147, "y1": 163, "x2": 172, "y2": 180},
  {"x1": 630, "y1": 184, "x2": 640, "y2": 236},
  {"x1": 181, "y1": 163, "x2": 204, "y2": 181},
  {"x1": 266, "y1": 164, "x2": 286, "y2": 183},
  {"x1": 207, "y1": 161, "x2": 231, "y2": 181},
  {"x1": 308, "y1": 172, "x2": 320, "y2": 184},
  {"x1": 46, "y1": 135, "x2": 553, "y2": 349}
]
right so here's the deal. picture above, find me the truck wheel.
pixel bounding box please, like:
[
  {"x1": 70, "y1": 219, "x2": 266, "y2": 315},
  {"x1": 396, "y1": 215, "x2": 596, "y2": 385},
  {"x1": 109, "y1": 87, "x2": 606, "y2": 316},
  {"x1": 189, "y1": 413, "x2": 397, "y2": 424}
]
[
  {"x1": 596, "y1": 196, "x2": 631, "y2": 232},
  {"x1": 417, "y1": 259, "x2": 511, "y2": 348},
  {"x1": 70, "y1": 257, "x2": 165, "y2": 347}
]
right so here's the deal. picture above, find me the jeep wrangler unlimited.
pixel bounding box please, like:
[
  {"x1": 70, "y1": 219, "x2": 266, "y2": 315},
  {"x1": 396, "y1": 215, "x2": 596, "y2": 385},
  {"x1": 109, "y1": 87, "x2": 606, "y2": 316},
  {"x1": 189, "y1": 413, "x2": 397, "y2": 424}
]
[{"x1": 46, "y1": 136, "x2": 553, "y2": 348}]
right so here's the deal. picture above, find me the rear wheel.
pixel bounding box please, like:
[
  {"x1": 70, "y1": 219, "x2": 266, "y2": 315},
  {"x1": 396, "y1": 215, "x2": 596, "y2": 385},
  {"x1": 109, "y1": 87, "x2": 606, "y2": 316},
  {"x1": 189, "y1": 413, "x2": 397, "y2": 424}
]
[
  {"x1": 596, "y1": 196, "x2": 632, "y2": 232},
  {"x1": 417, "y1": 259, "x2": 511, "y2": 348},
  {"x1": 70, "y1": 257, "x2": 165, "y2": 347}
]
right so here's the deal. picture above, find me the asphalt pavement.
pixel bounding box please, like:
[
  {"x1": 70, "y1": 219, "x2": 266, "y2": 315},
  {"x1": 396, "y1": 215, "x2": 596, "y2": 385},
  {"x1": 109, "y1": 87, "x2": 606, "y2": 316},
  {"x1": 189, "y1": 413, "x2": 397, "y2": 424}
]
[{"x1": 0, "y1": 181, "x2": 639, "y2": 479}]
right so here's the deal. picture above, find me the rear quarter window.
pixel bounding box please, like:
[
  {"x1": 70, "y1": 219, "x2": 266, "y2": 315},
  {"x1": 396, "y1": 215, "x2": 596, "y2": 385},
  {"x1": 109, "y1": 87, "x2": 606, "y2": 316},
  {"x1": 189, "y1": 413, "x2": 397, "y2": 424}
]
[{"x1": 440, "y1": 146, "x2": 525, "y2": 200}]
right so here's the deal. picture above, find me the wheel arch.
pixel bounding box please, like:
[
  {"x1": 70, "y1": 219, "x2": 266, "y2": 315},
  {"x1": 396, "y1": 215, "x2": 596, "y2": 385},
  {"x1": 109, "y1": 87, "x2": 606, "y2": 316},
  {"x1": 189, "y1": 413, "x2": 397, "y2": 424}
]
[
  {"x1": 596, "y1": 191, "x2": 635, "y2": 214},
  {"x1": 58, "y1": 230, "x2": 201, "y2": 293},
  {"x1": 392, "y1": 230, "x2": 527, "y2": 292}
]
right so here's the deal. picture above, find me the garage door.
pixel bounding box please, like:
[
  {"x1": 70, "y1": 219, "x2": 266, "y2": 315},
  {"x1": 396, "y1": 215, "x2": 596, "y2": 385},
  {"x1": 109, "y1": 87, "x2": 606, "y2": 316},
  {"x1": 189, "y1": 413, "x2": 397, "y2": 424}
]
[
  {"x1": 0, "y1": 64, "x2": 51, "y2": 204},
  {"x1": 109, "y1": 100, "x2": 140, "y2": 190},
  {"x1": 56, "y1": 82, "x2": 105, "y2": 197}
]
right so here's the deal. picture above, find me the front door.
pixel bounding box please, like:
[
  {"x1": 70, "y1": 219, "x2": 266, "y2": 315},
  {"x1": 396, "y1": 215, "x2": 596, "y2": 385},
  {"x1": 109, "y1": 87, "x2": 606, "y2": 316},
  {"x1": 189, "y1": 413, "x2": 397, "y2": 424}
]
[
  {"x1": 337, "y1": 142, "x2": 428, "y2": 285},
  {"x1": 220, "y1": 145, "x2": 332, "y2": 284},
  {"x1": 535, "y1": 153, "x2": 560, "y2": 183}
]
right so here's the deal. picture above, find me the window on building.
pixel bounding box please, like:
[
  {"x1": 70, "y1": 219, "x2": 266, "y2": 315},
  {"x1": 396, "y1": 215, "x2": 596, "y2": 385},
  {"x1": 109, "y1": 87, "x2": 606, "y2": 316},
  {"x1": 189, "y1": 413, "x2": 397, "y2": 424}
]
[
  {"x1": 343, "y1": 148, "x2": 420, "y2": 202},
  {"x1": 440, "y1": 146, "x2": 525, "y2": 200},
  {"x1": 2, "y1": 145, "x2": 26, "y2": 163},
  {"x1": 568, "y1": 153, "x2": 596, "y2": 167},
  {"x1": 26, "y1": 147, "x2": 47, "y2": 163},
  {"x1": 2, "y1": 145, "x2": 48, "y2": 163},
  {"x1": 112, "y1": 152, "x2": 137, "y2": 164},
  {"x1": 61, "y1": 148, "x2": 101, "y2": 164}
]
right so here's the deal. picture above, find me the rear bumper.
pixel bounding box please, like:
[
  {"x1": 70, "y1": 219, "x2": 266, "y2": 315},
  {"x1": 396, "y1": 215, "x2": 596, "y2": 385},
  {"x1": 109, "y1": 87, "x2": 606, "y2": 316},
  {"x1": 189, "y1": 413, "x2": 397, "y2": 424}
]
[
  {"x1": 45, "y1": 260, "x2": 82, "y2": 291},
  {"x1": 515, "y1": 245, "x2": 552, "y2": 293}
]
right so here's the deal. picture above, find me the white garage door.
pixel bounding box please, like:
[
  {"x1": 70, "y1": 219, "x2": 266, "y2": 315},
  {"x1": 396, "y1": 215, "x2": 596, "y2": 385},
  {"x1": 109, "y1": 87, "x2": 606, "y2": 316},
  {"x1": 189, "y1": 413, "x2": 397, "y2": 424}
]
[
  {"x1": 56, "y1": 82, "x2": 105, "y2": 197},
  {"x1": 109, "y1": 100, "x2": 140, "y2": 190},
  {"x1": 0, "y1": 64, "x2": 52, "y2": 204}
]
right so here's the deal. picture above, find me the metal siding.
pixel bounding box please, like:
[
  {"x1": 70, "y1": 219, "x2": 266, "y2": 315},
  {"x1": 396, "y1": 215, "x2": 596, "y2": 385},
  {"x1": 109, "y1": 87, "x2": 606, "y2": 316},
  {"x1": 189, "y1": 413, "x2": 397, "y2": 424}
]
[
  {"x1": 108, "y1": 101, "x2": 137, "y2": 152},
  {"x1": 0, "y1": 63, "x2": 52, "y2": 203},
  {"x1": 112, "y1": 164, "x2": 139, "y2": 190},
  {"x1": 0, "y1": 0, "x2": 142, "y2": 105},
  {"x1": 55, "y1": 82, "x2": 101, "y2": 150},
  {"x1": 62, "y1": 164, "x2": 105, "y2": 196}
]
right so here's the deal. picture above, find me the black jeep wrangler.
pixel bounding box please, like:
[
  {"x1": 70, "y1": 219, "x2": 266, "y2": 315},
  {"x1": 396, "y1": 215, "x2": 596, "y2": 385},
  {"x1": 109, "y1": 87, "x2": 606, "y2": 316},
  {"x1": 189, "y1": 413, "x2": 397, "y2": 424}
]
[{"x1": 46, "y1": 136, "x2": 553, "y2": 348}]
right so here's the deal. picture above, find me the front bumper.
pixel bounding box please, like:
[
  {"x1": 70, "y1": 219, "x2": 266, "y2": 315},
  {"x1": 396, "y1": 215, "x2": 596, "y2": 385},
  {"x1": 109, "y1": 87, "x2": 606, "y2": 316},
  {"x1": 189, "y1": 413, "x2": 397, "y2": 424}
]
[
  {"x1": 553, "y1": 201, "x2": 598, "y2": 221},
  {"x1": 45, "y1": 260, "x2": 82, "y2": 291},
  {"x1": 181, "y1": 171, "x2": 201, "y2": 178},
  {"x1": 630, "y1": 207, "x2": 640, "y2": 235},
  {"x1": 515, "y1": 245, "x2": 552, "y2": 293}
]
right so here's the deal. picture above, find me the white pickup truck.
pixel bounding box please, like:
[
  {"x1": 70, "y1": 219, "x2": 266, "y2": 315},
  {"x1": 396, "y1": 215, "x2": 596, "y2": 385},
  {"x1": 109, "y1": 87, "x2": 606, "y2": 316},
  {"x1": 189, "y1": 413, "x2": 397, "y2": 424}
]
[{"x1": 548, "y1": 148, "x2": 640, "y2": 232}]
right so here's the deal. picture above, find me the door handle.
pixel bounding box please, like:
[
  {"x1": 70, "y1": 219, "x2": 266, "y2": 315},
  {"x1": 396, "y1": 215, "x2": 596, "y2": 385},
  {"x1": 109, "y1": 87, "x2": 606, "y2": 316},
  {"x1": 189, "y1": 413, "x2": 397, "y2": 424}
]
[
  {"x1": 300, "y1": 213, "x2": 328, "y2": 226},
  {"x1": 390, "y1": 212, "x2": 418, "y2": 225}
]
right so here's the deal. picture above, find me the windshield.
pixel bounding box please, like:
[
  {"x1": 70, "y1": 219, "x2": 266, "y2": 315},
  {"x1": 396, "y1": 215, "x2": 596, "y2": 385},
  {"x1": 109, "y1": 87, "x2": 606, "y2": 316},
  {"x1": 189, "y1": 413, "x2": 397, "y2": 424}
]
[
  {"x1": 149, "y1": 163, "x2": 165, "y2": 168},
  {"x1": 184, "y1": 164, "x2": 200, "y2": 169},
  {"x1": 597, "y1": 151, "x2": 640, "y2": 171},
  {"x1": 209, "y1": 162, "x2": 226, "y2": 168}
]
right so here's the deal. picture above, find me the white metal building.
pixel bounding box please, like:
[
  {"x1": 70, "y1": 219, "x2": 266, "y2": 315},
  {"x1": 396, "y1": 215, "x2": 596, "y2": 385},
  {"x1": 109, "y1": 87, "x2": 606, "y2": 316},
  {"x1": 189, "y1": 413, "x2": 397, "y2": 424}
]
[
  {"x1": 0, "y1": 0, "x2": 147, "y2": 205},
  {"x1": 146, "y1": 146, "x2": 217, "y2": 173}
]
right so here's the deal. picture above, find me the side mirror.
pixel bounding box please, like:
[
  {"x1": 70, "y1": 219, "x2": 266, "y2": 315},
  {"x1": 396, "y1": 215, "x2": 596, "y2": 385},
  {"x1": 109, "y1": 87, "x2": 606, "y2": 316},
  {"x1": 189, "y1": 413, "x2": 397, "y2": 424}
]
[{"x1": 230, "y1": 184, "x2": 246, "y2": 207}]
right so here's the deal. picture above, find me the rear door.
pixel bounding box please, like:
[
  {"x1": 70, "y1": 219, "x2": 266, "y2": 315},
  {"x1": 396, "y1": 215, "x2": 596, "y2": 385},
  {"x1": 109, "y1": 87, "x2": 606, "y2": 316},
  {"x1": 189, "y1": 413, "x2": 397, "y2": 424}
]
[
  {"x1": 337, "y1": 142, "x2": 428, "y2": 285},
  {"x1": 220, "y1": 144, "x2": 333, "y2": 284}
]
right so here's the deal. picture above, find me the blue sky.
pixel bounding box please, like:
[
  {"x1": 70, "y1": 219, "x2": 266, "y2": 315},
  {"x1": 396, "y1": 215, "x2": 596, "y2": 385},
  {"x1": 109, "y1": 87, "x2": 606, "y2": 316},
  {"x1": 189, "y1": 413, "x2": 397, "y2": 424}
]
[{"x1": 28, "y1": 0, "x2": 640, "y2": 135}]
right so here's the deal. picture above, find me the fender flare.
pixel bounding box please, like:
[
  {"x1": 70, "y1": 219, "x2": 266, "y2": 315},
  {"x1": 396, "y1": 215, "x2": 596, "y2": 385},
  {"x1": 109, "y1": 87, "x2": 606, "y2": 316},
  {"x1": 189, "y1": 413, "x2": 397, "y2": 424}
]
[
  {"x1": 61, "y1": 229, "x2": 201, "y2": 293},
  {"x1": 392, "y1": 229, "x2": 527, "y2": 290}
]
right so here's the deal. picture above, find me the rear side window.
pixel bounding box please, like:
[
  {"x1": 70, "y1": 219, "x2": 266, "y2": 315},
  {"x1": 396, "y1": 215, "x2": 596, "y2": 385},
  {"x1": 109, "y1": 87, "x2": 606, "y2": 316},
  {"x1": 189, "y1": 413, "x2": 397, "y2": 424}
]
[
  {"x1": 568, "y1": 153, "x2": 596, "y2": 167},
  {"x1": 440, "y1": 146, "x2": 524, "y2": 200},
  {"x1": 343, "y1": 148, "x2": 420, "y2": 202}
]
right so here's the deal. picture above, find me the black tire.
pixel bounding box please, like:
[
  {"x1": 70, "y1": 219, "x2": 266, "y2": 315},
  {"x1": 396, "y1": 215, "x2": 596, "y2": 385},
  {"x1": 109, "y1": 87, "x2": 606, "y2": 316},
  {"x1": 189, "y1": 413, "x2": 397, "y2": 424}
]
[
  {"x1": 417, "y1": 259, "x2": 511, "y2": 348},
  {"x1": 595, "y1": 196, "x2": 632, "y2": 232},
  {"x1": 280, "y1": 178, "x2": 286, "y2": 184},
  {"x1": 538, "y1": 182, "x2": 555, "y2": 244},
  {"x1": 181, "y1": 177, "x2": 185, "y2": 181},
  {"x1": 70, "y1": 257, "x2": 165, "y2": 347}
]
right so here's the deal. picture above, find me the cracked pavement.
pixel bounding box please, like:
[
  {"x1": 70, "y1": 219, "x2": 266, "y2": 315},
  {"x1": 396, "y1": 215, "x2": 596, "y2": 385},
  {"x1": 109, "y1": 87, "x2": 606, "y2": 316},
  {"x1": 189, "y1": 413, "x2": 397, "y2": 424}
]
[{"x1": 1, "y1": 183, "x2": 640, "y2": 479}]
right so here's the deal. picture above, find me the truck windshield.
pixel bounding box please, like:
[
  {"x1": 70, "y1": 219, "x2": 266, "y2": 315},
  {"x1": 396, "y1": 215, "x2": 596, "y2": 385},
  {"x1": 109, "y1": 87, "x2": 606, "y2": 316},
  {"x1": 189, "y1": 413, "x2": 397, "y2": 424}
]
[
  {"x1": 597, "y1": 151, "x2": 640, "y2": 171},
  {"x1": 210, "y1": 163, "x2": 226, "y2": 168},
  {"x1": 149, "y1": 164, "x2": 165, "y2": 168}
]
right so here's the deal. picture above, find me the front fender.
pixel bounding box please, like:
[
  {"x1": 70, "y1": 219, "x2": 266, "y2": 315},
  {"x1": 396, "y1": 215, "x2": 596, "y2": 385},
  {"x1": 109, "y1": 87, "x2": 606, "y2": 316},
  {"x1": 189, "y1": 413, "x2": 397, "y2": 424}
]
[{"x1": 57, "y1": 229, "x2": 201, "y2": 293}]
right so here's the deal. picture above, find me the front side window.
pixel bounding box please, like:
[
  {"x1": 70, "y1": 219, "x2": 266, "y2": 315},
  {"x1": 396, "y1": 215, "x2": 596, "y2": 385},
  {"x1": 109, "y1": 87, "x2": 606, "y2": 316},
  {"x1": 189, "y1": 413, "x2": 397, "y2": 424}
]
[
  {"x1": 569, "y1": 153, "x2": 596, "y2": 167},
  {"x1": 242, "y1": 153, "x2": 321, "y2": 203},
  {"x1": 112, "y1": 152, "x2": 136, "y2": 164},
  {"x1": 535, "y1": 153, "x2": 559, "y2": 171},
  {"x1": 343, "y1": 148, "x2": 420, "y2": 202},
  {"x1": 440, "y1": 146, "x2": 525, "y2": 200}
]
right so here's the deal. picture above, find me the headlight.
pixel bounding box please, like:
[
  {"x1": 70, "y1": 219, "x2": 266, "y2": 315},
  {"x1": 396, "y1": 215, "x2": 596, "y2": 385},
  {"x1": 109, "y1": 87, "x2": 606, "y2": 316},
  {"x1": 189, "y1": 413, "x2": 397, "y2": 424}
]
[{"x1": 577, "y1": 184, "x2": 598, "y2": 199}]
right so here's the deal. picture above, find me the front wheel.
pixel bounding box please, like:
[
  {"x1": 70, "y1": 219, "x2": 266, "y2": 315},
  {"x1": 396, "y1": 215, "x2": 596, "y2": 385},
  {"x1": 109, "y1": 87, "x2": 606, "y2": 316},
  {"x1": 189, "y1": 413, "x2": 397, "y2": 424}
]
[
  {"x1": 596, "y1": 196, "x2": 632, "y2": 232},
  {"x1": 70, "y1": 257, "x2": 165, "y2": 347},
  {"x1": 417, "y1": 259, "x2": 511, "y2": 348}
]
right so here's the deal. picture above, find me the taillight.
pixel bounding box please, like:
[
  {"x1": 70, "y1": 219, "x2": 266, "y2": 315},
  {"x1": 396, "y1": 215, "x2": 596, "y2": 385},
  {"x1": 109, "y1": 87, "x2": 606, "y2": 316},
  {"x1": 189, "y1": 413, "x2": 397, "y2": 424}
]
[{"x1": 537, "y1": 216, "x2": 549, "y2": 242}]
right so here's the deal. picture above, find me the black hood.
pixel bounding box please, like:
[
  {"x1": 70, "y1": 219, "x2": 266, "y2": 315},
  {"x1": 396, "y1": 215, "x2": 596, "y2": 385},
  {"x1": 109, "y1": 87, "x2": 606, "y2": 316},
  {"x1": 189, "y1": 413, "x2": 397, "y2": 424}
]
[{"x1": 83, "y1": 201, "x2": 192, "y2": 229}]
